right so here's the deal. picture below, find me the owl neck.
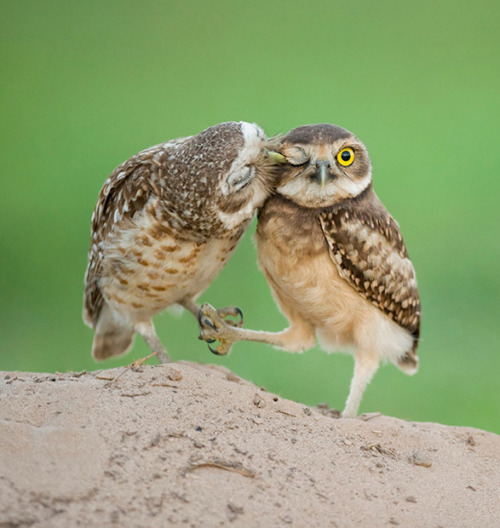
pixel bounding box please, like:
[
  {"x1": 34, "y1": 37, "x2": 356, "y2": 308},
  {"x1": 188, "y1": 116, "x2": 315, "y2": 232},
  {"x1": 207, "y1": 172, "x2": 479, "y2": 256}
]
[{"x1": 270, "y1": 182, "x2": 374, "y2": 215}]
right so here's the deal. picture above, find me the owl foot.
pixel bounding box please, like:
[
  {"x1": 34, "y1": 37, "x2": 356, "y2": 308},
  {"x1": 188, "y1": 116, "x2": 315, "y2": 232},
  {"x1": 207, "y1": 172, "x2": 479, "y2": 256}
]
[
  {"x1": 198, "y1": 302, "x2": 241, "y2": 355},
  {"x1": 215, "y1": 305, "x2": 244, "y2": 327}
]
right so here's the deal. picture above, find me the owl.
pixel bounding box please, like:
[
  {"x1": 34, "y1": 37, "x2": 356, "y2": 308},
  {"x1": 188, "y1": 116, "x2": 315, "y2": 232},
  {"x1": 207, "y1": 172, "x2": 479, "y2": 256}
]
[
  {"x1": 198, "y1": 124, "x2": 421, "y2": 418},
  {"x1": 83, "y1": 121, "x2": 279, "y2": 363}
]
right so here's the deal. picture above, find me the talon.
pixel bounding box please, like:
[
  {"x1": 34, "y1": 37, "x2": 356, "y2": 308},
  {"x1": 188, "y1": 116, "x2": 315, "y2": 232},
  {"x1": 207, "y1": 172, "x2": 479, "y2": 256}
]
[
  {"x1": 197, "y1": 333, "x2": 215, "y2": 344},
  {"x1": 216, "y1": 306, "x2": 244, "y2": 327},
  {"x1": 234, "y1": 307, "x2": 244, "y2": 327},
  {"x1": 201, "y1": 316, "x2": 217, "y2": 331},
  {"x1": 198, "y1": 302, "x2": 218, "y2": 326},
  {"x1": 208, "y1": 343, "x2": 223, "y2": 355}
]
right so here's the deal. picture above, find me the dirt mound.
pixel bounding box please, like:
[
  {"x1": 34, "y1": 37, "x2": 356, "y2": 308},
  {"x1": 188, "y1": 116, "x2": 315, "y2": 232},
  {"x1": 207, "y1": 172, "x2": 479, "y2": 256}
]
[{"x1": 1, "y1": 362, "x2": 498, "y2": 527}]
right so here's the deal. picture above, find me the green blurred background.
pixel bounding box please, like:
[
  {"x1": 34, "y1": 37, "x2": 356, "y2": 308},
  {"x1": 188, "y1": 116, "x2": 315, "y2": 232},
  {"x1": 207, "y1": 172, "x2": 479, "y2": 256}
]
[{"x1": 1, "y1": 1, "x2": 499, "y2": 433}]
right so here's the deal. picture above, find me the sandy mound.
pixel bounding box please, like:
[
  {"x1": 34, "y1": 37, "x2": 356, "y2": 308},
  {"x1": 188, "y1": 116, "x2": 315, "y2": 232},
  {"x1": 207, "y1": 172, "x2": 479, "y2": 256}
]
[{"x1": 0, "y1": 362, "x2": 498, "y2": 527}]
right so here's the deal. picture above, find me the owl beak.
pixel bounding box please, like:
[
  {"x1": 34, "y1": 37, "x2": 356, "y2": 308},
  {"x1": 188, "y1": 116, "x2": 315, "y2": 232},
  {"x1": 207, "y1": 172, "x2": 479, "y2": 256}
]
[
  {"x1": 314, "y1": 160, "x2": 332, "y2": 188},
  {"x1": 266, "y1": 150, "x2": 287, "y2": 164}
]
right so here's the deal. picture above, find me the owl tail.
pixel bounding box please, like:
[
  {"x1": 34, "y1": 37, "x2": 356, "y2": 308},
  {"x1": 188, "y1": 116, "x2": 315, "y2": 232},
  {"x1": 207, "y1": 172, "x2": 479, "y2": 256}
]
[
  {"x1": 396, "y1": 347, "x2": 419, "y2": 376},
  {"x1": 91, "y1": 304, "x2": 135, "y2": 361}
]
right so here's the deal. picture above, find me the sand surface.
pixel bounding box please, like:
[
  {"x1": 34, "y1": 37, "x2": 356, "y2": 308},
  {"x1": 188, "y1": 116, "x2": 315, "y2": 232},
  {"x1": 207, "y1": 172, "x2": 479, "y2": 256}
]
[{"x1": 0, "y1": 361, "x2": 498, "y2": 527}]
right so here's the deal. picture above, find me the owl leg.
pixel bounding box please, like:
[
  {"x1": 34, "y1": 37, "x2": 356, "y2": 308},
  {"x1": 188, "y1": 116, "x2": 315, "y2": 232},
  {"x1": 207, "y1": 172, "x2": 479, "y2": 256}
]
[
  {"x1": 134, "y1": 320, "x2": 170, "y2": 363},
  {"x1": 198, "y1": 302, "x2": 315, "y2": 355},
  {"x1": 342, "y1": 352, "x2": 380, "y2": 418}
]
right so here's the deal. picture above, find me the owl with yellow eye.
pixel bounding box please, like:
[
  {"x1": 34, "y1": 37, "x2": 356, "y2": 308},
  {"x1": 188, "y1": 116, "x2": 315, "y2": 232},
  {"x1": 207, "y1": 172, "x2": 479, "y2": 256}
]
[{"x1": 199, "y1": 123, "x2": 421, "y2": 418}]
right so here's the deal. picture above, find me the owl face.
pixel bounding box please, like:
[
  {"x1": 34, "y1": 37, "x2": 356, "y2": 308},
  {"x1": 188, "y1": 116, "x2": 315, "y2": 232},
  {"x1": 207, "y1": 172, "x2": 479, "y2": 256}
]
[
  {"x1": 217, "y1": 122, "x2": 278, "y2": 227},
  {"x1": 273, "y1": 124, "x2": 372, "y2": 208}
]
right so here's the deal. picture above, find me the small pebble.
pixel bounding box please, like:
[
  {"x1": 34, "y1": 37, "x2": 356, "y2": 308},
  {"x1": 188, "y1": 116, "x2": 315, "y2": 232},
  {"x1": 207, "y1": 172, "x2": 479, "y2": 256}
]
[
  {"x1": 168, "y1": 369, "x2": 183, "y2": 382},
  {"x1": 409, "y1": 451, "x2": 432, "y2": 467},
  {"x1": 253, "y1": 393, "x2": 266, "y2": 408}
]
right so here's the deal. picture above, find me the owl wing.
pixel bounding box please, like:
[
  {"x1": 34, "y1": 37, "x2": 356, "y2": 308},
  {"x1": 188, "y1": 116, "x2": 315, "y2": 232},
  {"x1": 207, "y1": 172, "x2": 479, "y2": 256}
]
[
  {"x1": 83, "y1": 141, "x2": 178, "y2": 326},
  {"x1": 318, "y1": 202, "x2": 420, "y2": 341}
]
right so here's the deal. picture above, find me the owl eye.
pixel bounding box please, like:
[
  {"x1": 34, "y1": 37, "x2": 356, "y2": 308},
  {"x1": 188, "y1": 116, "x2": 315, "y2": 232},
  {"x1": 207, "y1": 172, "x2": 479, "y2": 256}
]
[
  {"x1": 228, "y1": 165, "x2": 255, "y2": 192},
  {"x1": 282, "y1": 146, "x2": 309, "y2": 166},
  {"x1": 337, "y1": 147, "x2": 355, "y2": 167}
]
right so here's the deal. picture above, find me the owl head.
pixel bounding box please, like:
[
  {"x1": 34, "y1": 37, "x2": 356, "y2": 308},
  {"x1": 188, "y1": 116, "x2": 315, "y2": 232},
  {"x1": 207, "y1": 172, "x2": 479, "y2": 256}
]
[
  {"x1": 162, "y1": 121, "x2": 281, "y2": 236},
  {"x1": 269, "y1": 124, "x2": 373, "y2": 208}
]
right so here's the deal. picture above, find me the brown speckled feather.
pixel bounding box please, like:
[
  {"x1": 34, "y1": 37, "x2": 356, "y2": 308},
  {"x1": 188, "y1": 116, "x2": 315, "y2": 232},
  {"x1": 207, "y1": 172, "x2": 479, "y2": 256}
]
[
  {"x1": 84, "y1": 143, "x2": 168, "y2": 326},
  {"x1": 83, "y1": 121, "x2": 279, "y2": 364},
  {"x1": 318, "y1": 188, "x2": 421, "y2": 343}
]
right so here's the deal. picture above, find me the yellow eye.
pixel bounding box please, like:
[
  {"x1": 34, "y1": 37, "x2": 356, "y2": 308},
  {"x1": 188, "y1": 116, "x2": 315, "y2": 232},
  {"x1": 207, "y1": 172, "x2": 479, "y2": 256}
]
[{"x1": 337, "y1": 147, "x2": 355, "y2": 167}]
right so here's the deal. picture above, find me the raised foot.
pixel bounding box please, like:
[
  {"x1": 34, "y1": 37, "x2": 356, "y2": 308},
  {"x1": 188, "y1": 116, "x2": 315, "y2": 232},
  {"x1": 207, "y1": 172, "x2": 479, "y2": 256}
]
[{"x1": 198, "y1": 302, "x2": 243, "y2": 356}]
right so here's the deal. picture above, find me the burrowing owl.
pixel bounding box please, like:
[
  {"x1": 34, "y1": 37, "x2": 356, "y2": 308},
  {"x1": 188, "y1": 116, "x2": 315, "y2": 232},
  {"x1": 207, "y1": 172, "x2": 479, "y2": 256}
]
[
  {"x1": 199, "y1": 124, "x2": 421, "y2": 417},
  {"x1": 83, "y1": 121, "x2": 278, "y2": 363}
]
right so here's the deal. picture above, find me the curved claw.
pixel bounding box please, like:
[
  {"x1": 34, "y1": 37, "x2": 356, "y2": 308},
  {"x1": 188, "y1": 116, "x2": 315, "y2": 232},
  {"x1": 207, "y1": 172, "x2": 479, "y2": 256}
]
[
  {"x1": 207, "y1": 341, "x2": 233, "y2": 356},
  {"x1": 208, "y1": 343, "x2": 223, "y2": 355},
  {"x1": 216, "y1": 306, "x2": 244, "y2": 328},
  {"x1": 200, "y1": 316, "x2": 217, "y2": 331},
  {"x1": 231, "y1": 307, "x2": 244, "y2": 328},
  {"x1": 198, "y1": 334, "x2": 216, "y2": 344}
]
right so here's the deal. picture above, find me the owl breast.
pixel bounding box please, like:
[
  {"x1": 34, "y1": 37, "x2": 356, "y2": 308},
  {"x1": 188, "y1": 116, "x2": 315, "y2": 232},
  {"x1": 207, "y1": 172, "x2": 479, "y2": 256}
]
[
  {"x1": 256, "y1": 196, "x2": 326, "y2": 257},
  {"x1": 256, "y1": 196, "x2": 349, "y2": 321},
  {"x1": 98, "y1": 207, "x2": 240, "y2": 322}
]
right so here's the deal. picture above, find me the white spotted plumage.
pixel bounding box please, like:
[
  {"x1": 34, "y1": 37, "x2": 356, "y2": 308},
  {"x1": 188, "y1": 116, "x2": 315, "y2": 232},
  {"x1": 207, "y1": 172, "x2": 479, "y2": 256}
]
[{"x1": 83, "y1": 121, "x2": 279, "y2": 362}]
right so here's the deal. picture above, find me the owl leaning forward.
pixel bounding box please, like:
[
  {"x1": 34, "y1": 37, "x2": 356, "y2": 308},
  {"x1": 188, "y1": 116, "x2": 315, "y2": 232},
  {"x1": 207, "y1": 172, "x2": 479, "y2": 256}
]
[
  {"x1": 199, "y1": 124, "x2": 421, "y2": 418},
  {"x1": 83, "y1": 121, "x2": 278, "y2": 363}
]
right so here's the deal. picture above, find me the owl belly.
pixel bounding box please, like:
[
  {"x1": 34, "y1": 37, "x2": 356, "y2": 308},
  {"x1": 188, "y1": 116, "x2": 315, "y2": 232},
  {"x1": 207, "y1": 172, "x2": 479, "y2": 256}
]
[
  {"x1": 256, "y1": 221, "x2": 412, "y2": 360},
  {"x1": 99, "y1": 216, "x2": 239, "y2": 323},
  {"x1": 258, "y1": 238, "x2": 359, "y2": 337}
]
